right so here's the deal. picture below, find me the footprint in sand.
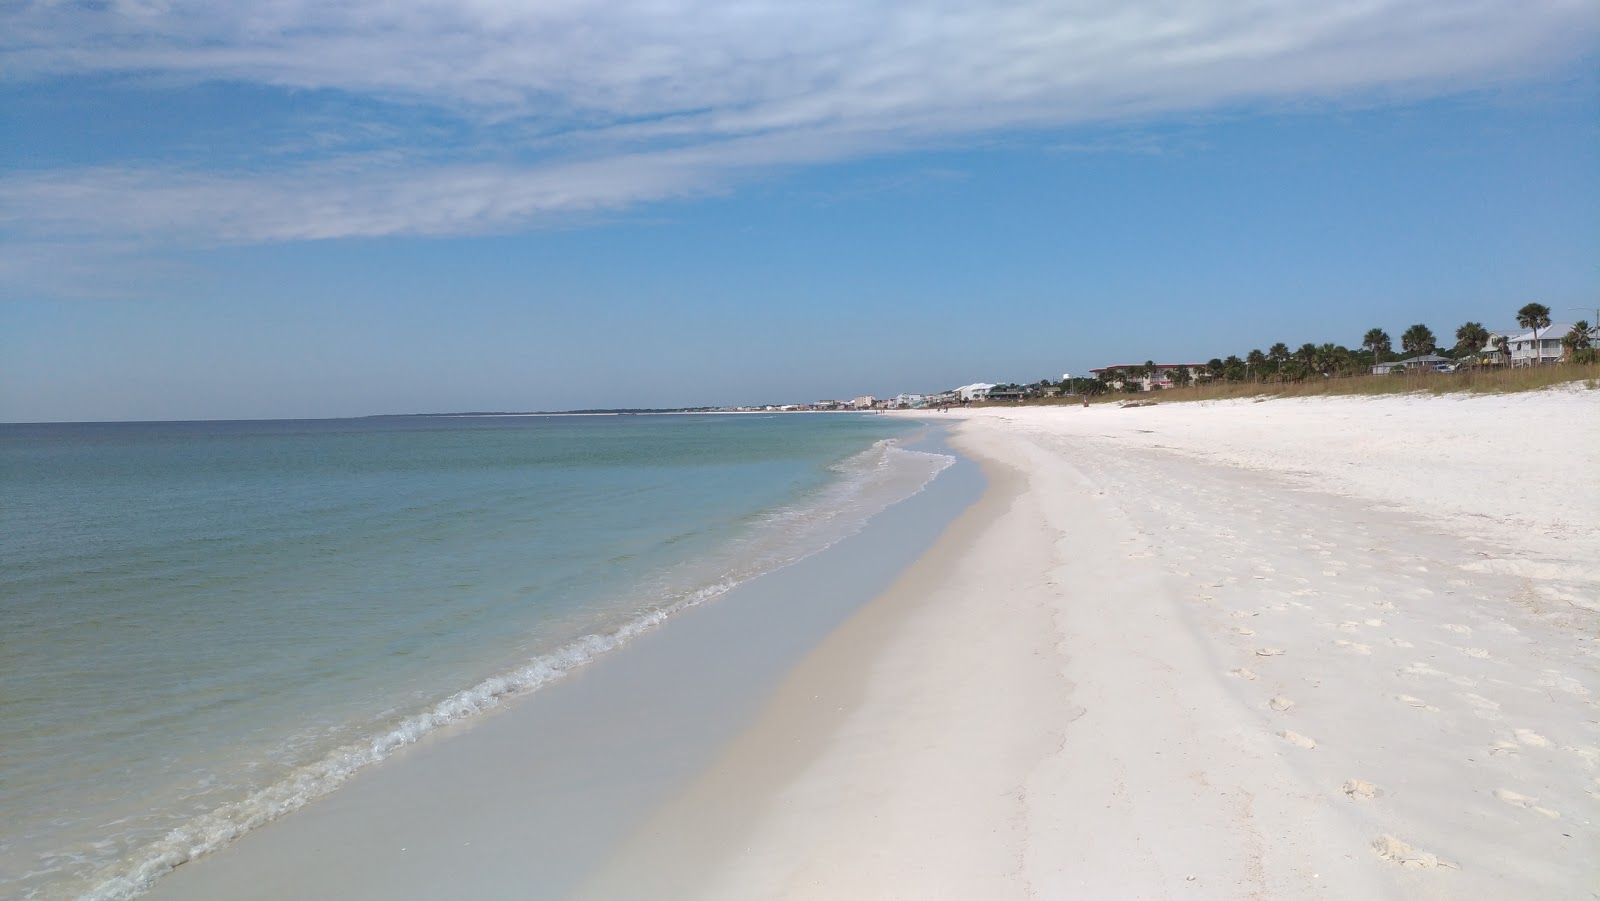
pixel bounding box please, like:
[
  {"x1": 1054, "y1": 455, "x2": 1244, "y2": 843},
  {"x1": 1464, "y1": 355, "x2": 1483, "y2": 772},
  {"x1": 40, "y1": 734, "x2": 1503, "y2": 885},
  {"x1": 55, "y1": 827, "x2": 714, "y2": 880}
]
[
  {"x1": 1442, "y1": 624, "x2": 1472, "y2": 635},
  {"x1": 1396, "y1": 694, "x2": 1440, "y2": 712},
  {"x1": 1364, "y1": 619, "x2": 1385, "y2": 627},
  {"x1": 1278, "y1": 730, "x2": 1317, "y2": 749},
  {"x1": 1229, "y1": 668, "x2": 1258, "y2": 681},
  {"x1": 1513, "y1": 728, "x2": 1550, "y2": 748},
  {"x1": 1373, "y1": 600, "x2": 1396, "y2": 610},
  {"x1": 1372, "y1": 835, "x2": 1457, "y2": 869},
  {"x1": 1334, "y1": 639, "x2": 1373, "y2": 655},
  {"x1": 1493, "y1": 789, "x2": 1561, "y2": 819},
  {"x1": 1390, "y1": 638, "x2": 1414, "y2": 648},
  {"x1": 1342, "y1": 778, "x2": 1381, "y2": 800},
  {"x1": 1536, "y1": 672, "x2": 1590, "y2": 697},
  {"x1": 1268, "y1": 696, "x2": 1295, "y2": 712},
  {"x1": 1256, "y1": 648, "x2": 1286, "y2": 657},
  {"x1": 1232, "y1": 627, "x2": 1257, "y2": 637},
  {"x1": 1459, "y1": 647, "x2": 1492, "y2": 660},
  {"x1": 1401, "y1": 661, "x2": 1445, "y2": 679}
]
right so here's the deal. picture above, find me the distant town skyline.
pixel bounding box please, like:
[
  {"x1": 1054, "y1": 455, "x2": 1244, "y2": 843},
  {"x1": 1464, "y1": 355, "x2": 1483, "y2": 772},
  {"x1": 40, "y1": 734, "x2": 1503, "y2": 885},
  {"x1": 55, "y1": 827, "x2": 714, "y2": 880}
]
[{"x1": 3, "y1": 2, "x2": 1597, "y2": 422}]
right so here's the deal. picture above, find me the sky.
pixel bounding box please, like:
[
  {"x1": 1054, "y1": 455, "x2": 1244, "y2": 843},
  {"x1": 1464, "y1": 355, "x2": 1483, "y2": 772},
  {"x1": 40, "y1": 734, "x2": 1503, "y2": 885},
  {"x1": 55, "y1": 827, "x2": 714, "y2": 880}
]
[{"x1": 2, "y1": 1, "x2": 1597, "y2": 421}]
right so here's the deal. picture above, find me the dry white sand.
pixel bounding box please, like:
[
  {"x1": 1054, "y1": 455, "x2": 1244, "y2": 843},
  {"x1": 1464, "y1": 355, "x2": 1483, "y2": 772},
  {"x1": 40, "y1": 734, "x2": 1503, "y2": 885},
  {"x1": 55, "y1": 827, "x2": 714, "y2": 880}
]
[{"x1": 586, "y1": 387, "x2": 1599, "y2": 899}]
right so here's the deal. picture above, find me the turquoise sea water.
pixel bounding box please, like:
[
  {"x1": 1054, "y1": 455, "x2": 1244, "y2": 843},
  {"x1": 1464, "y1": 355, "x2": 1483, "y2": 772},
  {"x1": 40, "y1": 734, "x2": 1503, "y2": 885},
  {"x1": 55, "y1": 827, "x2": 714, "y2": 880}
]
[{"x1": 0, "y1": 413, "x2": 948, "y2": 900}]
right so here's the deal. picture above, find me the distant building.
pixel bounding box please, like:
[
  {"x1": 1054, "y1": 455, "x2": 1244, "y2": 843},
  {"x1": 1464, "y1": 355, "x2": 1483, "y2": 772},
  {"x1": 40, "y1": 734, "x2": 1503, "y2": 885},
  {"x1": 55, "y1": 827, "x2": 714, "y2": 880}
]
[
  {"x1": 893, "y1": 393, "x2": 926, "y2": 408},
  {"x1": 850, "y1": 395, "x2": 876, "y2": 409},
  {"x1": 955, "y1": 383, "x2": 995, "y2": 402},
  {"x1": 1372, "y1": 353, "x2": 1452, "y2": 375},
  {"x1": 1505, "y1": 323, "x2": 1581, "y2": 366},
  {"x1": 986, "y1": 386, "x2": 1026, "y2": 401}
]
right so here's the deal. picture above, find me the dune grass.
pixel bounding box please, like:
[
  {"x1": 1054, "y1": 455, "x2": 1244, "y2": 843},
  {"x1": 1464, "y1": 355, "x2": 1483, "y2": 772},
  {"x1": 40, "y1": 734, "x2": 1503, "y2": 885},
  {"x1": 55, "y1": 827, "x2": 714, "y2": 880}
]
[{"x1": 987, "y1": 363, "x2": 1600, "y2": 408}]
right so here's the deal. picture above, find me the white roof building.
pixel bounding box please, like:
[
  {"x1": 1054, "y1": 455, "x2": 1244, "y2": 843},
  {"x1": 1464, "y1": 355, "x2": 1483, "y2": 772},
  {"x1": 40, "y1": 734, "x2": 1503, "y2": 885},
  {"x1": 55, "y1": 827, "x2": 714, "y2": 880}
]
[
  {"x1": 955, "y1": 383, "x2": 995, "y2": 402},
  {"x1": 1504, "y1": 323, "x2": 1582, "y2": 365}
]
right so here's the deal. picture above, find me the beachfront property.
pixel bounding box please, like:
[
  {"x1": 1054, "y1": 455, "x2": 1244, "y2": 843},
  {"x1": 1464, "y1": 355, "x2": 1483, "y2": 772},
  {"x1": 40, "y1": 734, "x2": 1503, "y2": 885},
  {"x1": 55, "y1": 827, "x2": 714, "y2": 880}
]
[
  {"x1": 850, "y1": 395, "x2": 876, "y2": 409},
  {"x1": 1504, "y1": 323, "x2": 1587, "y2": 366},
  {"x1": 892, "y1": 393, "x2": 927, "y2": 408},
  {"x1": 1370, "y1": 353, "x2": 1454, "y2": 375},
  {"x1": 1089, "y1": 364, "x2": 1207, "y2": 392},
  {"x1": 955, "y1": 383, "x2": 996, "y2": 402}
]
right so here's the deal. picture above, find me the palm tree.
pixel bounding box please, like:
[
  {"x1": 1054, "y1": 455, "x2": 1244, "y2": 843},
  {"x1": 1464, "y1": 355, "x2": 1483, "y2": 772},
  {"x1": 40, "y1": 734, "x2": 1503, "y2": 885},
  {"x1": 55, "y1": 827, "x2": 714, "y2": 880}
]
[
  {"x1": 1454, "y1": 322, "x2": 1489, "y2": 363},
  {"x1": 1565, "y1": 320, "x2": 1594, "y2": 364},
  {"x1": 1565, "y1": 320, "x2": 1593, "y2": 351},
  {"x1": 1400, "y1": 323, "x2": 1436, "y2": 358},
  {"x1": 1362, "y1": 328, "x2": 1392, "y2": 364},
  {"x1": 1246, "y1": 349, "x2": 1266, "y2": 382},
  {"x1": 1516, "y1": 303, "x2": 1552, "y2": 366},
  {"x1": 1494, "y1": 334, "x2": 1511, "y2": 367},
  {"x1": 1267, "y1": 343, "x2": 1289, "y2": 379}
]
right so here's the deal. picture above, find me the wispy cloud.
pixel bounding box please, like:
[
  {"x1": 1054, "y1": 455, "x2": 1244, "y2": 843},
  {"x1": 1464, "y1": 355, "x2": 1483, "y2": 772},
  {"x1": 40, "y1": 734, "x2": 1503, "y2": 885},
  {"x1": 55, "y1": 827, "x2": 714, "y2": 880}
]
[{"x1": 2, "y1": 0, "x2": 1596, "y2": 256}]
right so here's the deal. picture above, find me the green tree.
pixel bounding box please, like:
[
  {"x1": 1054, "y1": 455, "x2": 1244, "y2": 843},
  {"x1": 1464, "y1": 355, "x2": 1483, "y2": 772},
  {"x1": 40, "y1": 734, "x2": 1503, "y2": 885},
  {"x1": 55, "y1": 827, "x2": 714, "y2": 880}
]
[
  {"x1": 1459, "y1": 320, "x2": 1491, "y2": 363},
  {"x1": 1516, "y1": 303, "x2": 1552, "y2": 366},
  {"x1": 1317, "y1": 344, "x2": 1353, "y2": 377},
  {"x1": 1362, "y1": 328, "x2": 1392, "y2": 363},
  {"x1": 1400, "y1": 323, "x2": 1436, "y2": 358},
  {"x1": 1494, "y1": 334, "x2": 1511, "y2": 367},
  {"x1": 1564, "y1": 320, "x2": 1593, "y2": 351},
  {"x1": 1223, "y1": 355, "x2": 1246, "y2": 381},
  {"x1": 1454, "y1": 322, "x2": 1489, "y2": 360},
  {"x1": 1565, "y1": 321, "x2": 1595, "y2": 364},
  {"x1": 1246, "y1": 349, "x2": 1266, "y2": 381}
]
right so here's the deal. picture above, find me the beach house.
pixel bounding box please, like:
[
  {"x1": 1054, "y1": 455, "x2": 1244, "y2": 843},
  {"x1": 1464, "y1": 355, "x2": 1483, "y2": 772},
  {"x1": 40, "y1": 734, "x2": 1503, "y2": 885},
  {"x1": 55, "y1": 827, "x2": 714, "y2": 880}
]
[
  {"x1": 1372, "y1": 353, "x2": 1453, "y2": 375},
  {"x1": 955, "y1": 383, "x2": 995, "y2": 402},
  {"x1": 1505, "y1": 323, "x2": 1580, "y2": 366}
]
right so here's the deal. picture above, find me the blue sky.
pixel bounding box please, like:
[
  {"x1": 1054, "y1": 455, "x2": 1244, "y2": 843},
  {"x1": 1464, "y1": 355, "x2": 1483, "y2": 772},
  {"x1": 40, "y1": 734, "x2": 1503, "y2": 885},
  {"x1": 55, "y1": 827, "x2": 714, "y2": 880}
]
[{"x1": 2, "y1": 2, "x2": 1597, "y2": 421}]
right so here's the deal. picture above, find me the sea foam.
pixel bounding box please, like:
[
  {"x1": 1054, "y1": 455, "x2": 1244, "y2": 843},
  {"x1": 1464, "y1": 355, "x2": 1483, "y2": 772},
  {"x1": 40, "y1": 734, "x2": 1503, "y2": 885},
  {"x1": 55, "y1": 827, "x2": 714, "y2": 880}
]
[{"x1": 80, "y1": 436, "x2": 952, "y2": 901}]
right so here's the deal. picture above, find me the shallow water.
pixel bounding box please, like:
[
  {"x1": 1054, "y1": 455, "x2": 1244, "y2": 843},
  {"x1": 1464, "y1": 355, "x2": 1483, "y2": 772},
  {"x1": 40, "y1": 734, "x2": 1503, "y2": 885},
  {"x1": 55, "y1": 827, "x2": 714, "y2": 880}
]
[{"x1": 0, "y1": 413, "x2": 945, "y2": 900}]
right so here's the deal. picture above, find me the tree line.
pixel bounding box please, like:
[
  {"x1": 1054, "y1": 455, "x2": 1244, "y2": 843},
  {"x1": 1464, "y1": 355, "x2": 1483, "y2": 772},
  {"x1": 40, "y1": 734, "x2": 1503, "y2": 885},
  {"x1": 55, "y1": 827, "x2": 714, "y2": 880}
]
[{"x1": 1069, "y1": 302, "x2": 1594, "y2": 394}]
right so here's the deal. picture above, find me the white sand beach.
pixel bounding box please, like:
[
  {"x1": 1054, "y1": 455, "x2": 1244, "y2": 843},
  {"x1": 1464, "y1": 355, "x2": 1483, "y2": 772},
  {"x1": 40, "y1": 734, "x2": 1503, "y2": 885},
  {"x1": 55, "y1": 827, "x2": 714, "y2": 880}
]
[{"x1": 586, "y1": 388, "x2": 1599, "y2": 899}]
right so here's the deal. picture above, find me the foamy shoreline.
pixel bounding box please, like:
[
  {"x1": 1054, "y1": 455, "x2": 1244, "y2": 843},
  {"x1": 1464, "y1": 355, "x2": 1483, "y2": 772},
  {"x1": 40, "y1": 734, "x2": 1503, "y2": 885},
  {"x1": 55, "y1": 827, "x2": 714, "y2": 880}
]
[
  {"x1": 588, "y1": 388, "x2": 1598, "y2": 898},
  {"x1": 139, "y1": 428, "x2": 980, "y2": 900}
]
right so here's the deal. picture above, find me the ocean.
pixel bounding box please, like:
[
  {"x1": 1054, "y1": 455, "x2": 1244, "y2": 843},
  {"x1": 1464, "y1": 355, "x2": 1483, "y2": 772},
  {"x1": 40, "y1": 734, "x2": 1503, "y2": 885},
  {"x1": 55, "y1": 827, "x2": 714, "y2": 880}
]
[{"x1": 0, "y1": 412, "x2": 950, "y2": 900}]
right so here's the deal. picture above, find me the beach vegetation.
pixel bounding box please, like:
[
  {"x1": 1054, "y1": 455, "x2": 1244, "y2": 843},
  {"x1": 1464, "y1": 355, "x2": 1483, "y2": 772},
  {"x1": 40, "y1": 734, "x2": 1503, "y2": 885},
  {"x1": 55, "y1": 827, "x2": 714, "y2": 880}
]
[
  {"x1": 1362, "y1": 328, "x2": 1392, "y2": 364},
  {"x1": 1400, "y1": 323, "x2": 1436, "y2": 357},
  {"x1": 1454, "y1": 322, "x2": 1489, "y2": 356},
  {"x1": 981, "y1": 309, "x2": 1597, "y2": 410},
  {"x1": 1516, "y1": 303, "x2": 1552, "y2": 366},
  {"x1": 1562, "y1": 321, "x2": 1593, "y2": 365}
]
